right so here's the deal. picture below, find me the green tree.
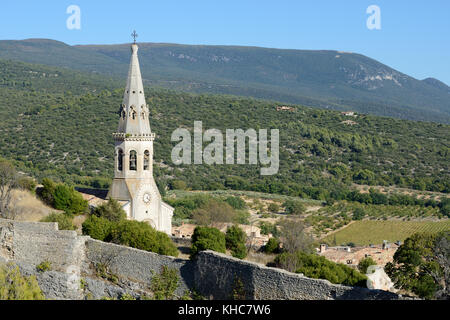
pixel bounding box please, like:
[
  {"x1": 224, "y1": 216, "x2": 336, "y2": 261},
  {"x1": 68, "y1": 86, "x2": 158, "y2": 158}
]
[
  {"x1": 224, "y1": 196, "x2": 246, "y2": 210},
  {"x1": 39, "y1": 178, "x2": 56, "y2": 206},
  {"x1": 225, "y1": 225, "x2": 247, "y2": 259},
  {"x1": 353, "y1": 169, "x2": 376, "y2": 185},
  {"x1": 190, "y1": 226, "x2": 226, "y2": 258},
  {"x1": 385, "y1": 231, "x2": 449, "y2": 299},
  {"x1": 93, "y1": 199, "x2": 126, "y2": 222},
  {"x1": 40, "y1": 212, "x2": 76, "y2": 230},
  {"x1": 358, "y1": 257, "x2": 377, "y2": 274},
  {"x1": 82, "y1": 215, "x2": 113, "y2": 241},
  {"x1": 259, "y1": 221, "x2": 279, "y2": 237},
  {"x1": 52, "y1": 184, "x2": 88, "y2": 214},
  {"x1": 282, "y1": 200, "x2": 306, "y2": 215},
  {"x1": 274, "y1": 251, "x2": 367, "y2": 286},
  {"x1": 352, "y1": 208, "x2": 365, "y2": 221},
  {"x1": 264, "y1": 237, "x2": 280, "y2": 254},
  {"x1": 109, "y1": 220, "x2": 178, "y2": 257},
  {"x1": 0, "y1": 263, "x2": 45, "y2": 300},
  {"x1": 192, "y1": 200, "x2": 236, "y2": 226},
  {"x1": 439, "y1": 198, "x2": 450, "y2": 217},
  {"x1": 170, "y1": 180, "x2": 187, "y2": 190}
]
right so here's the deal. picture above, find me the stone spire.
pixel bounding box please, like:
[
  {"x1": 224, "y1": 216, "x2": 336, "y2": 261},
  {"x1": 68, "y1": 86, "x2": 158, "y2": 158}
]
[{"x1": 117, "y1": 42, "x2": 151, "y2": 135}]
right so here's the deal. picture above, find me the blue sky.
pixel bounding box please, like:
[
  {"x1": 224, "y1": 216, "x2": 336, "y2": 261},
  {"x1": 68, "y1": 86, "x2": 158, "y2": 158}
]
[{"x1": 1, "y1": 0, "x2": 449, "y2": 84}]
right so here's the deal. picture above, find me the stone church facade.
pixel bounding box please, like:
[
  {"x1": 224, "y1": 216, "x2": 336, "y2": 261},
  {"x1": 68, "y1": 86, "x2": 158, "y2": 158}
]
[{"x1": 107, "y1": 42, "x2": 173, "y2": 235}]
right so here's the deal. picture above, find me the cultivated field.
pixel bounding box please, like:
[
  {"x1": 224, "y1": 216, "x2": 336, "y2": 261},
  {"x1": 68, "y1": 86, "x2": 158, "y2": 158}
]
[{"x1": 322, "y1": 220, "x2": 450, "y2": 246}]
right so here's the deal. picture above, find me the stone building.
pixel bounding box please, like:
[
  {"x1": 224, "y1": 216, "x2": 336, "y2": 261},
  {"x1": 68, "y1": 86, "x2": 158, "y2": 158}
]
[{"x1": 107, "y1": 41, "x2": 173, "y2": 234}]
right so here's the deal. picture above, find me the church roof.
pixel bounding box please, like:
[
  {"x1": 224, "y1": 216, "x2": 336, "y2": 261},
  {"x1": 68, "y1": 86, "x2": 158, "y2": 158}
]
[{"x1": 116, "y1": 43, "x2": 152, "y2": 135}]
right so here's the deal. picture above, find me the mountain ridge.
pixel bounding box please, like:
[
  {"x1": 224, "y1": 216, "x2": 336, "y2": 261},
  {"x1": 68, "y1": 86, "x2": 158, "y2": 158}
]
[{"x1": 0, "y1": 38, "x2": 449, "y2": 123}]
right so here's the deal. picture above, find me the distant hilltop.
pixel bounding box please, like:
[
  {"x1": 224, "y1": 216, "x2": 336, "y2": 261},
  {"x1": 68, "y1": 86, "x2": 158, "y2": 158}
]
[{"x1": 0, "y1": 38, "x2": 449, "y2": 123}]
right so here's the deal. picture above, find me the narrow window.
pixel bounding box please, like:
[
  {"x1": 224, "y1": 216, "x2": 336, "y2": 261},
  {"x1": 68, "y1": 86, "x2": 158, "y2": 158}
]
[
  {"x1": 143, "y1": 150, "x2": 150, "y2": 170},
  {"x1": 117, "y1": 149, "x2": 124, "y2": 171},
  {"x1": 129, "y1": 150, "x2": 137, "y2": 171}
]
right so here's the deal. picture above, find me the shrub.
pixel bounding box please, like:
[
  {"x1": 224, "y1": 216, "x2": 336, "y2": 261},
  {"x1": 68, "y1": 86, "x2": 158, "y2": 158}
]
[
  {"x1": 224, "y1": 196, "x2": 246, "y2": 210},
  {"x1": 165, "y1": 194, "x2": 213, "y2": 220},
  {"x1": 39, "y1": 178, "x2": 56, "y2": 205},
  {"x1": 267, "y1": 203, "x2": 280, "y2": 213},
  {"x1": 40, "y1": 212, "x2": 76, "y2": 230},
  {"x1": 0, "y1": 263, "x2": 45, "y2": 300},
  {"x1": 274, "y1": 251, "x2": 367, "y2": 286},
  {"x1": 93, "y1": 199, "x2": 126, "y2": 222},
  {"x1": 259, "y1": 221, "x2": 279, "y2": 236},
  {"x1": 36, "y1": 261, "x2": 52, "y2": 273},
  {"x1": 17, "y1": 176, "x2": 36, "y2": 192},
  {"x1": 233, "y1": 210, "x2": 250, "y2": 225},
  {"x1": 352, "y1": 208, "x2": 365, "y2": 220},
  {"x1": 282, "y1": 200, "x2": 306, "y2": 215},
  {"x1": 53, "y1": 184, "x2": 88, "y2": 214},
  {"x1": 151, "y1": 266, "x2": 180, "y2": 300},
  {"x1": 82, "y1": 215, "x2": 113, "y2": 241},
  {"x1": 173, "y1": 206, "x2": 192, "y2": 220},
  {"x1": 358, "y1": 257, "x2": 377, "y2": 274},
  {"x1": 192, "y1": 200, "x2": 236, "y2": 226},
  {"x1": 264, "y1": 237, "x2": 280, "y2": 254},
  {"x1": 170, "y1": 180, "x2": 187, "y2": 190},
  {"x1": 190, "y1": 226, "x2": 226, "y2": 258},
  {"x1": 110, "y1": 220, "x2": 178, "y2": 257},
  {"x1": 82, "y1": 217, "x2": 178, "y2": 257},
  {"x1": 95, "y1": 263, "x2": 118, "y2": 284},
  {"x1": 439, "y1": 198, "x2": 450, "y2": 217},
  {"x1": 226, "y1": 225, "x2": 247, "y2": 259}
]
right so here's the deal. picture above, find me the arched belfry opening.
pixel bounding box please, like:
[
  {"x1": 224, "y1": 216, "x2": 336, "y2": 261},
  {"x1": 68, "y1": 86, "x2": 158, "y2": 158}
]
[
  {"x1": 143, "y1": 150, "x2": 150, "y2": 170},
  {"x1": 117, "y1": 149, "x2": 124, "y2": 171},
  {"x1": 129, "y1": 150, "x2": 137, "y2": 171}
]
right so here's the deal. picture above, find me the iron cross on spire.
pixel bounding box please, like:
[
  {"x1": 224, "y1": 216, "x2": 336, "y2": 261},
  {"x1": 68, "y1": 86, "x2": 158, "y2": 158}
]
[{"x1": 131, "y1": 30, "x2": 138, "y2": 44}]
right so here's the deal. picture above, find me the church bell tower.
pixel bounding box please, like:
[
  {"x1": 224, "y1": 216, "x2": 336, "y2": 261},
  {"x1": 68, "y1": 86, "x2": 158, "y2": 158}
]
[{"x1": 107, "y1": 31, "x2": 173, "y2": 235}]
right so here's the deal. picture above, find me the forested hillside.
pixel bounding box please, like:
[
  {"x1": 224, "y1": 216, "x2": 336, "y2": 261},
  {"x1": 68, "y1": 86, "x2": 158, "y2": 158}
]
[
  {"x1": 1, "y1": 39, "x2": 449, "y2": 123},
  {"x1": 0, "y1": 59, "x2": 449, "y2": 201}
]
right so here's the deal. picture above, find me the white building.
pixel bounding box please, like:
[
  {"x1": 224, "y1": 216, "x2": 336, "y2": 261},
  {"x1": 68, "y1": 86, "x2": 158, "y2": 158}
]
[{"x1": 107, "y1": 41, "x2": 173, "y2": 235}]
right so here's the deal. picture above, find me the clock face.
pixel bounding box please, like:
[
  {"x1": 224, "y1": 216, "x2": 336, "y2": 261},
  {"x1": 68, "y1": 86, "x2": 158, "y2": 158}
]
[{"x1": 143, "y1": 192, "x2": 151, "y2": 204}]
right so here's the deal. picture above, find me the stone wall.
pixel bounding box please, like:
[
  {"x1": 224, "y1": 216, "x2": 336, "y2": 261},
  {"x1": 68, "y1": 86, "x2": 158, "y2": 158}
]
[
  {"x1": 0, "y1": 218, "x2": 87, "y2": 299},
  {"x1": 0, "y1": 218, "x2": 405, "y2": 300},
  {"x1": 194, "y1": 251, "x2": 401, "y2": 300},
  {"x1": 83, "y1": 238, "x2": 194, "y2": 297}
]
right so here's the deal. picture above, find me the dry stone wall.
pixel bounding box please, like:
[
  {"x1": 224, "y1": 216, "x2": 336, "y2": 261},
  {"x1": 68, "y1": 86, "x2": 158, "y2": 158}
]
[
  {"x1": 194, "y1": 251, "x2": 400, "y2": 300},
  {"x1": 0, "y1": 218, "x2": 404, "y2": 300},
  {"x1": 83, "y1": 238, "x2": 194, "y2": 297}
]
